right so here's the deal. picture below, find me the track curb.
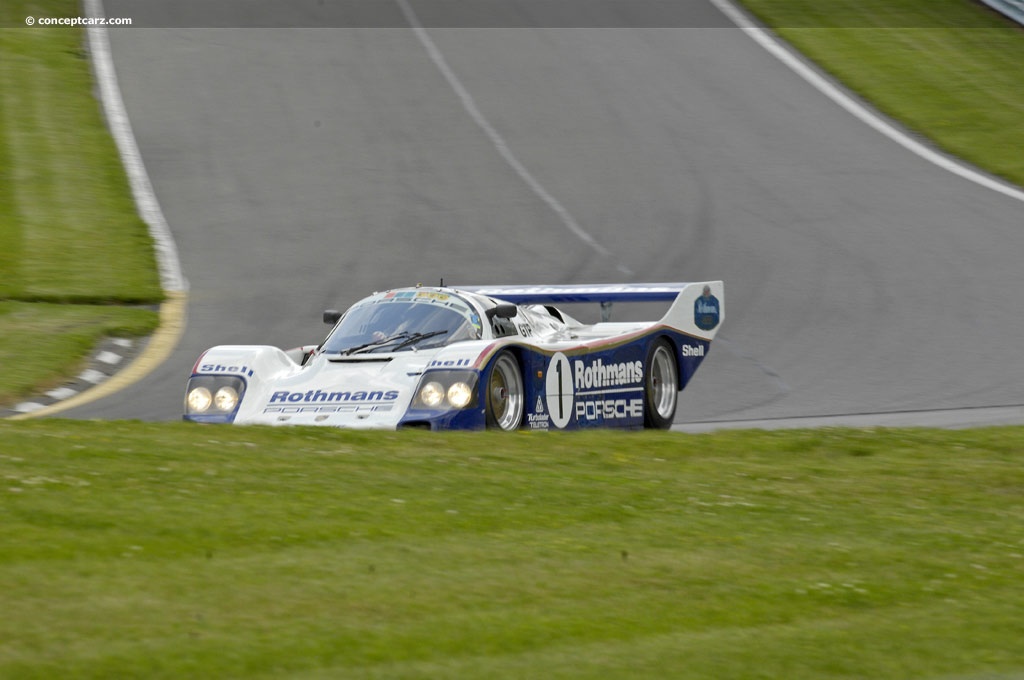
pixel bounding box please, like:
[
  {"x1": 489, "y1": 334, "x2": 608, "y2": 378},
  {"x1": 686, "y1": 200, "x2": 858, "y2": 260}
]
[{"x1": 5, "y1": 292, "x2": 187, "y2": 420}]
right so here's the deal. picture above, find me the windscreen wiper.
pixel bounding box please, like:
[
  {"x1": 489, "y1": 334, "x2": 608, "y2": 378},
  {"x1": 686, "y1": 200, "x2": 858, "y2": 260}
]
[
  {"x1": 339, "y1": 329, "x2": 450, "y2": 355},
  {"x1": 390, "y1": 330, "x2": 449, "y2": 352},
  {"x1": 339, "y1": 332, "x2": 411, "y2": 356}
]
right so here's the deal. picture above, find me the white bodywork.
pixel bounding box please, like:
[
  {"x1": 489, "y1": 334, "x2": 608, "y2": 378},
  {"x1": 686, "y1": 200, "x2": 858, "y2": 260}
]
[{"x1": 185, "y1": 282, "x2": 724, "y2": 429}]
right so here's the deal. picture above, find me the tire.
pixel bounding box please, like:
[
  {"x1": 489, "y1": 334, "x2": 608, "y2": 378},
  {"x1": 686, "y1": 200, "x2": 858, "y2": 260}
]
[
  {"x1": 643, "y1": 339, "x2": 678, "y2": 429},
  {"x1": 485, "y1": 351, "x2": 525, "y2": 431}
]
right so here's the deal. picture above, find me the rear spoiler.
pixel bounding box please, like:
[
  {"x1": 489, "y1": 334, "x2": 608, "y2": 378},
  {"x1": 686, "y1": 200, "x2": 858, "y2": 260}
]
[
  {"x1": 460, "y1": 282, "x2": 724, "y2": 337},
  {"x1": 459, "y1": 283, "x2": 690, "y2": 305}
]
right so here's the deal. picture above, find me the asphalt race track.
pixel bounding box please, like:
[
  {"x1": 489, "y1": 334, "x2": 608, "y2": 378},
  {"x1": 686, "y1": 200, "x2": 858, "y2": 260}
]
[{"x1": 64, "y1": 0, "x2": 1024, "y2": 429}]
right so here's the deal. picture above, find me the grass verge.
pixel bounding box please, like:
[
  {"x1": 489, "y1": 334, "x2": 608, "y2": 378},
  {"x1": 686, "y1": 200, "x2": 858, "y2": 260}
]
[
  {"x1": 0, "y1": 3, "x2": 162, "y2": 302},
  {"x1": 738, "y1": 0, "x2": 1024, "y2": 188},
  {"x1": 2, "y1": 422, "x2": 1024, "y2": 678},
  {"x1": 1, "y1": 1, "x2": 163, "y2": 406},
  {"x1": 0, "y1": 302, "x2": 158, "y2": 405}
]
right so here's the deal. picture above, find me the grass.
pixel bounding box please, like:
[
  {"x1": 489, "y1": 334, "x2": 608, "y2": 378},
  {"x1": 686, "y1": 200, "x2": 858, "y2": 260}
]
[
  {"x1": 3, "y1": 2, "x2": 1024, "y2": 677},
  {"x1": 0, "y1": 3, "x2": 162, "y2": 302},
  {"x1": 1, "y1": 422, "x2": 1023, "y2": 678},
  {"x1": 738, "y1": 0, "x2": 1024, "y2": 187},
  {"x1": 0, "y1": 0, "x2": 162, "y2": 405},
  {"x1": 0, "y1": 302, "x2": 158, "y2": 405}
]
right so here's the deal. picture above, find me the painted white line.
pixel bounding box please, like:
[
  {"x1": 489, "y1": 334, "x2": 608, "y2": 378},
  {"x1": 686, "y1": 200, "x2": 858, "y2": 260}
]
[
  {"x1": 709, "y1": 0, "x2": 1024, "y2": 205},
  {"x1": 396, "y1": 0, "x2": 634, "y2": 276},
  {"x1": 46, "y1": 387, "x2": 79, "y2": 401},
  {"x1": 577, "y1": 387, "x2": 644, "y2": 396},
  {"x1": 84, "y1": 0, "x2": 188, "y2": 292},
  {"x1": 96, "y1": 351, "x2": 123, "y2": 365},
  {"x1": 112, "y1": 338, "x2": 134, "y2": 348},
  {"x1": 79, "y1": 369, "x2": 108, "y2": 385},
  {"x1": 14, "y1": 402, "x2": 45, "y2": 414}
]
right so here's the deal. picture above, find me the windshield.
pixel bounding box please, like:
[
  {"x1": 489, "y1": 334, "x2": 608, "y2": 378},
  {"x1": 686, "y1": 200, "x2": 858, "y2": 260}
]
[{"x1": 322, "y1": 291, "x2": 483, "y2": 354}]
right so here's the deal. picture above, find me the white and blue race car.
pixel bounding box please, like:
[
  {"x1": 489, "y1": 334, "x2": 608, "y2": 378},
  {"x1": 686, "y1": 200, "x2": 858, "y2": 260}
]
[{"x1": 183, "y1": 282, "x2": 723, "y2": 431}]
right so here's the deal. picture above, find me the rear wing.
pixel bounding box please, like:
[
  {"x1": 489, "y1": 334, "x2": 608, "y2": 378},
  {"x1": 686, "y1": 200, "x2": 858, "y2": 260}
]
[{"x1": 460, "y1": 282, "x2": 724, "y2": 339}]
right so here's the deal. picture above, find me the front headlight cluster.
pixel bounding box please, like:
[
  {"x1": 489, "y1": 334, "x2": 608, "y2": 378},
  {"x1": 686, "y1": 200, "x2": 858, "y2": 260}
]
[
  {"x1": 185, "y1": 376, "x2": 246, "y2": 416},
  {"x1": 412, "y1": 371, "x2": 478, "y2": 410}
]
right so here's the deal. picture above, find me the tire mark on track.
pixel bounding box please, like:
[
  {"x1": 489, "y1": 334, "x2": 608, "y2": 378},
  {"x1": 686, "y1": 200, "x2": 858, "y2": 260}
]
[{"x1": 396, "y1": 0, "x2": 634, "y2": 277}]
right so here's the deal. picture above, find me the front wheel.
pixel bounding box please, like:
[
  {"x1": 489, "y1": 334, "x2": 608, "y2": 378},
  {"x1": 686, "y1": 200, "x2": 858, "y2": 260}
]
[
  {"x1": 644, "y1": 339, "x2": 678, "y2": 429},
  {"x1": 485, "y1": 351, "x2": 524, "y2": 431}
]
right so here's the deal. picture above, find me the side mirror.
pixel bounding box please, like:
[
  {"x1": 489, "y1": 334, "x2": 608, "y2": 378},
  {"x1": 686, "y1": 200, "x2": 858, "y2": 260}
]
[
  {"x1": 487, "y1": 303, "x2": 518, "y2": 321},
  {"x1": 323, "y1": 309, "x2": 342, "y2": 325}
]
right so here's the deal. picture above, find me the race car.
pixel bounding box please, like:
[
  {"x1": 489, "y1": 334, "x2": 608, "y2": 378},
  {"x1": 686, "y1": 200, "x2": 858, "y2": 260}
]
[{"x1": 183, "y1": 281, "x2": 723, "y2": 431}]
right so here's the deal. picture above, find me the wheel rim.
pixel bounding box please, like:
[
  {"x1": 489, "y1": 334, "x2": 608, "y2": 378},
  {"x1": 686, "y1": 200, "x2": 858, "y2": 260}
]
[
  {"x1": 650, "y1": 345, "x2": 678, "y2": 420},
  {"x1": 490, "y1": 354, "x2": 524, "y2": 430}
]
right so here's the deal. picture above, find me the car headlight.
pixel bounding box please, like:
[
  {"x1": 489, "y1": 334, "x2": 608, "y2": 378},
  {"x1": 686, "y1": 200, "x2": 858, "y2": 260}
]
[
  {"x1": 447, "y1": 382, "x2": 473, "y2": 408},
  {"x1": 412, "y1": 371, "x2": 479, "y2": 410},
  {"x1": 187, "y1": 386, "x2": 213, "y2": 413},
  {"x1": 214, "y1": 386, "x2": 239, "y2": 412},
  {"x1": 419, "y1": 381, "x2": 445, "y2": 408},
  {"x1": 185, "y1": 376, "x2": 247, "y2": 418}
]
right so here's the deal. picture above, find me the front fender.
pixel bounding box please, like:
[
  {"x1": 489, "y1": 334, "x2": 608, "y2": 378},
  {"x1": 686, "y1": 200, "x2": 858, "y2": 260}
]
[{"x1": 185, "y1": 345, "x2": 300, "y2": 422}]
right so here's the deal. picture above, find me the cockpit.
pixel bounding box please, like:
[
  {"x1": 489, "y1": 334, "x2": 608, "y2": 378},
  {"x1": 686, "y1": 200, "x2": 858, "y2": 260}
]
[{"x1": 321, "y1": 290, "x2": 483, "y2": 355}]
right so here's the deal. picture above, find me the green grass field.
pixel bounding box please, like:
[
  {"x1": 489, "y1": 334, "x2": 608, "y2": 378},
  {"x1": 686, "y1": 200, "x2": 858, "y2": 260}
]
[
  {"x1": 0, "y1": 0, "x2": 161, "y2": 406},
  {"x1": 0, "y1": 302, "x2": 158, "y2": 405},
  {"x1": 739, "y1": 0, "x2": 1024, "y2": 188},
  {"x1": 3, "y1": 2, "x2": 1024, "y2": 677},
  {"x1": 2, "y1": 421, "x2": 1023, "y2": 678}
]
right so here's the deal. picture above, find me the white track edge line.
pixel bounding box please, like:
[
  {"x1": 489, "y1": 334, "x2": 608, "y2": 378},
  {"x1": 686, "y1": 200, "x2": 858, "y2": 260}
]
[
  {"x1": 708, "y1": 0, "x2": 1024, "y2": 205},
  {"x1": 84, "y1": 0, "x2": 188, "y2": 292}
]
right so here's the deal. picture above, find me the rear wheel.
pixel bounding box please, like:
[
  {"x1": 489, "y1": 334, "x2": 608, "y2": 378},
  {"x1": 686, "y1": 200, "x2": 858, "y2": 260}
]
[
  {"x1": 486, "y1": 351, "x2": 524, "y2": 431},
  {"x1": 644, "y1": 339, "x2": 678, "y2": 429}
]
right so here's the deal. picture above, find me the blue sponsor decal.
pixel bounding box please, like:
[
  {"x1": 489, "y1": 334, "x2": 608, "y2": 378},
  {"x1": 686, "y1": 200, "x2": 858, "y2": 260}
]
[
  {"x1": 428, "y1": 358, "x2": 472, "y2": 369},
  {"x1": 694, "y1": 286, "x2": 720, "y2": 331},
  {"x1": 200, "y1": 363, "x2": 254, "y2": 378},
  {"x1": 269, "y1": 389, "x2": 399, "y2": 404}
]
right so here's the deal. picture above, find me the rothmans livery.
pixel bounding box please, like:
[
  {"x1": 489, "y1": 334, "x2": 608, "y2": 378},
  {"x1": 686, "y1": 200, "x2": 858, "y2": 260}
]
[{"x1": 183, "y1": 282, "x2": 724, "y2": 431}]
